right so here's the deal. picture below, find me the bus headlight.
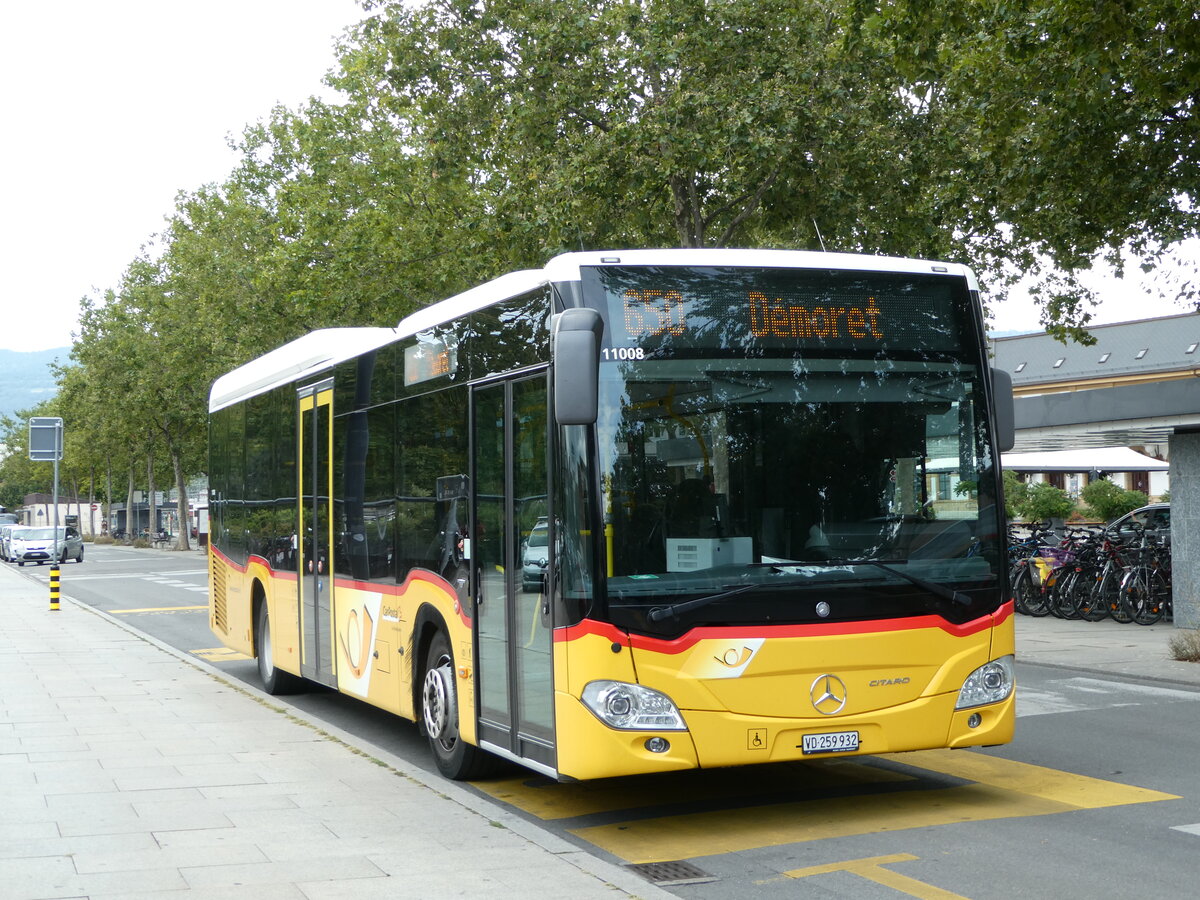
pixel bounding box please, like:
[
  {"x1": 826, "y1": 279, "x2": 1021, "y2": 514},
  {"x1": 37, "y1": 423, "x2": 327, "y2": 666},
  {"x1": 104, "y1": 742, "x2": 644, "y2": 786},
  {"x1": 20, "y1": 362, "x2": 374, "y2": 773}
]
[
  {"x1": 581, "y1": 681, "x2": 688, "y2": 731},
  {"x1": 956, "y1": 655, "x2": 1015, "y2": 709}
]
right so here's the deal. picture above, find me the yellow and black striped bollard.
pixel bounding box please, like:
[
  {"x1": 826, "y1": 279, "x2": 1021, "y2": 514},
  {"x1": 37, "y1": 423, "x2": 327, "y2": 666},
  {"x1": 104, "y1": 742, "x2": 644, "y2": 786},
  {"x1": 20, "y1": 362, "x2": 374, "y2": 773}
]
[{"x1": 49, "y1": 564, "x2": 60, "y2": 611}]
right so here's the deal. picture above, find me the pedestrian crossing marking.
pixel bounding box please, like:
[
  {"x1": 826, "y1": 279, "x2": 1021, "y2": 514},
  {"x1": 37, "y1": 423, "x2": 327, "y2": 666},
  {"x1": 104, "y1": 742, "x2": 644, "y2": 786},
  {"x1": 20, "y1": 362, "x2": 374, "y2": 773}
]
[{"x1": 1017, "y1": 677, "x2": 1200, "y2": 718}]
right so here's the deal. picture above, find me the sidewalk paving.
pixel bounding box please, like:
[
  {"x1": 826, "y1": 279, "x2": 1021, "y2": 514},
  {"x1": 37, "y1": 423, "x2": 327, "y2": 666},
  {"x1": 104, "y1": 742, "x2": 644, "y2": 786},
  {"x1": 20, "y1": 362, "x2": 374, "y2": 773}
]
[
  {"x1": 1014, "y1": 613, "x2": 1200, "y2": 687},
  {"x1": 5, "y1": 556, "x2": 1200, "y2": 900},
  {"x1": 0, "y1": 563, "x2": 675, "y2": 900}
]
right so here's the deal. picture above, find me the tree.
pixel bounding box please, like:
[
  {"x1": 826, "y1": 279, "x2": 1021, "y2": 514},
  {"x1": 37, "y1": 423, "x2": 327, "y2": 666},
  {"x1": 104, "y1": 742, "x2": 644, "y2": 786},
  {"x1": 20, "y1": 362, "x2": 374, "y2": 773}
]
[
  {"x1": 874, "y1": 0, "x2": 1200, "y2": 338},
  {"x1": 341, "y1": 0, "x2": 976, "y2": 260},
  {"x1": 1081, "y1": 478, "x2": 1148, "y2": 523}
]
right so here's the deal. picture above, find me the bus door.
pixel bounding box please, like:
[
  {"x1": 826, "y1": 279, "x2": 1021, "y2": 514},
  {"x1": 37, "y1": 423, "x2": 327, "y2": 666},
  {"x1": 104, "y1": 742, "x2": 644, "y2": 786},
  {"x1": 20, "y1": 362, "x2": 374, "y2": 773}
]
[
  {"x1": 472, "y1": 373, "x2": 555, "y2": 773},
  {"x1": 297, "y1": 380, "x2": 337, "y2": 688}
]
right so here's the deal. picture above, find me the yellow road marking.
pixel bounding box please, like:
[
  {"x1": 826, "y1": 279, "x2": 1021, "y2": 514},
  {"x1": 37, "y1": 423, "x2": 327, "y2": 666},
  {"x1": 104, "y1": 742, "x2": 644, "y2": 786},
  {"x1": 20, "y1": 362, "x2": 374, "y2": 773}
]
[
  {"x1": 573, "y1": 781, "x2": 1069, "y2": 863},
  {"x1": 782, "y1": 853, "x2": 969, "y2": 900},
  {"x1": 476, "y1": 758, "x2": 914, "y2": 819},
  {"x1": 193, "y1": 647, "x2": 252, "y2": 662},
  {"x1": 890, "y1": 748, "x2": 1173, "y2": 809},
  {"x1": 557, "y1": 750, "x2": 1177, "y2": 864},
  {"x1": 109, "y1": 605, "x2": 208, "y2": 614}
]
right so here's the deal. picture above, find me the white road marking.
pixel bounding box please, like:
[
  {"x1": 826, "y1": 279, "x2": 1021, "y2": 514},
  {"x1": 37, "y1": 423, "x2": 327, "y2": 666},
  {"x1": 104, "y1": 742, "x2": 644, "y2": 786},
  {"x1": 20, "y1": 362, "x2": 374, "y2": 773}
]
[{"x1": 1018, "y1": 677, "x2": 1200, "y2": 718}]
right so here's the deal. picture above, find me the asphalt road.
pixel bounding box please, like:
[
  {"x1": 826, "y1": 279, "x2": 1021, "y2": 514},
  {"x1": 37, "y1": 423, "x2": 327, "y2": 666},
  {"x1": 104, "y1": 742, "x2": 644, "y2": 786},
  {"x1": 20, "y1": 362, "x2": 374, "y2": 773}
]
[{"x1": 18, "y1": 543, "x2": 1200, "y2": 899}]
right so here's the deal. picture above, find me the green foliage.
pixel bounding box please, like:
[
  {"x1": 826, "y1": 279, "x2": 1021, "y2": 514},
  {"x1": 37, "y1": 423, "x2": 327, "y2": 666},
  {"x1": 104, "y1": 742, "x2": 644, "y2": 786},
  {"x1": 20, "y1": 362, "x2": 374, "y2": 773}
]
[
  {"x1": 1019, "y1": 481, "x2": 1077, "y2": 524},
  {"x1": 873, "y1": 0, "x2": 1200, "y2": 330},
  {"x1": 1001, "y1": 470, "x2": 1029, "y2": 520},
  {"x1": 19, "y1": 0, "x2": 1199, "y2": 517},
  {"x1": 1080, "y1": 479, "x2": 1149, "y2": 522}
]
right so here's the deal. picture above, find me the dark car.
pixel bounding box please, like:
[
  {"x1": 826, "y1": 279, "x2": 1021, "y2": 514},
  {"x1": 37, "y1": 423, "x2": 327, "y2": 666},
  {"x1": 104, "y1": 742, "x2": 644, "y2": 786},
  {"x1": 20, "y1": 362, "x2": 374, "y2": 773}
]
[{"x1": 1106, "y1": 503, "x2": 1170, "y2": 544}]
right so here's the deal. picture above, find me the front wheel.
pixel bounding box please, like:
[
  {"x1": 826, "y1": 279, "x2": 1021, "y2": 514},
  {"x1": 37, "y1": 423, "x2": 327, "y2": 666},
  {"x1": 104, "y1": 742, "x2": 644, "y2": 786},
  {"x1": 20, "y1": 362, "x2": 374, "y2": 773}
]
[
  {"x1": 255, "y1": 601, "x2": 303, "y2": 694},
  {"x1": 1013, "y1": 565, "x2": 1050, "y2": 617},
  {"x1": 421, "y1": 631, "x2": 495, "y2": 780}
]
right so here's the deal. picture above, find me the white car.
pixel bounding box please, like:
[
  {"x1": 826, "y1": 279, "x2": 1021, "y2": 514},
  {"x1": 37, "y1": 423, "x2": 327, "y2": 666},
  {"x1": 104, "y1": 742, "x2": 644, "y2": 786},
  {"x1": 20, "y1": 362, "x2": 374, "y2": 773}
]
[
  {"x1": 0, "y1": 523, "x2": 15, "y2": 561},
  {"x1": 521, "y1": 518, "x2": 551, "y2": 592},
  {"x1": 9, "y1": 526, "x2": 85, "y2": 565}
]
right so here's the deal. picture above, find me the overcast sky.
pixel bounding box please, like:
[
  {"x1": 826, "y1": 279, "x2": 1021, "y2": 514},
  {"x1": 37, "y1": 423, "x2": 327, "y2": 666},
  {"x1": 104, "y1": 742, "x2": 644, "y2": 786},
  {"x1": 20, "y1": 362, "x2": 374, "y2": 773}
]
[
  {"x1": 1, "y1": 0, "x2": 364, "y2": 354},
  {"x1": 1, "y1": 1, "x2": 1194, "y2": 354}
]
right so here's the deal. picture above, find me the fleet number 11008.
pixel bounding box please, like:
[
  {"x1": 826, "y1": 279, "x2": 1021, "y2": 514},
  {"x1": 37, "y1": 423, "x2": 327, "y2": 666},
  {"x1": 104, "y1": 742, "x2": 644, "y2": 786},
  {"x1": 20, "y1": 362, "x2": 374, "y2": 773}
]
[{"x1": 602, "y1": 347, "x2": 646, "y2": 361}]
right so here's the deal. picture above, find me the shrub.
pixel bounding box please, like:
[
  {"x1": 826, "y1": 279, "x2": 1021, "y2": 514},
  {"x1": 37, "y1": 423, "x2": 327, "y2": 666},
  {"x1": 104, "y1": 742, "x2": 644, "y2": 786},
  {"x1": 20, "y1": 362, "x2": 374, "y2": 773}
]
[
  {"x1": 1020, "y1": 481, "x2": 1076, "y2": 523},
  {"x1": 1002, "y1": 470, "x2": 1030, "y2": 520},
  {"x1": 1168, "y1": 629, "x2": 1200, "y2": 663},
  {"x1": 1081, "y1": 479, "x2": 1148, "y2": 522}
]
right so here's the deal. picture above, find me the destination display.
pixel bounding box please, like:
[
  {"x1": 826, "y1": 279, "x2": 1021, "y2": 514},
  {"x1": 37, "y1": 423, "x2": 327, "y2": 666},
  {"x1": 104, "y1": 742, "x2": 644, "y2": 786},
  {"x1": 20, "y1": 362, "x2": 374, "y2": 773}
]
[
  {"x1": 403, "y1": 338, "x2": 457, "y2": 386},
  {"x1": 582, "y1": 265, "x2": 969, "y2": 356}
]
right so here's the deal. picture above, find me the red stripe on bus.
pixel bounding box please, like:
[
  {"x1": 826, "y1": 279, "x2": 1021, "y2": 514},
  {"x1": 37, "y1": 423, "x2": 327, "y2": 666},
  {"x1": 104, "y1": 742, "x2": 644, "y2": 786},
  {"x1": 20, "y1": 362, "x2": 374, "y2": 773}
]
[
  {"x1": 210, "y1": 548, "x2": 466, "y2": 621},
  {"x1": 555, "y1": 606, "x2": 1006, "y2": 652}
]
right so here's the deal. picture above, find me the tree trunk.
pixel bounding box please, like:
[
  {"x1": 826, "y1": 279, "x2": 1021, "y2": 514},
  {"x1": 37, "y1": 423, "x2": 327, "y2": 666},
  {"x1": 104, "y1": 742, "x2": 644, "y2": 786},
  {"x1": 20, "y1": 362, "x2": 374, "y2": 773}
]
[
  {"x1": 147, "y1": 453, "x2": 157, "y2": 540},
  {"x1": 105, "y1": 461, "x2": 113, "y2": 537},
  {"x1": 126, "y1": 461, "x2": 136, "y2": 539},
  {"x1": 171, "y1": 446, "x2": 191, "y2": 552}
]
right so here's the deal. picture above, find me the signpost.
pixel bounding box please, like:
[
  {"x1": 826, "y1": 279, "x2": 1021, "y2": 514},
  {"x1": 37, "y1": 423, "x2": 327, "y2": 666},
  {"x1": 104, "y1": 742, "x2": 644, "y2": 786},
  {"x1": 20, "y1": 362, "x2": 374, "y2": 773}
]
[{"x1": 29, "y1": 417, "x2": 63, "y2": 611}]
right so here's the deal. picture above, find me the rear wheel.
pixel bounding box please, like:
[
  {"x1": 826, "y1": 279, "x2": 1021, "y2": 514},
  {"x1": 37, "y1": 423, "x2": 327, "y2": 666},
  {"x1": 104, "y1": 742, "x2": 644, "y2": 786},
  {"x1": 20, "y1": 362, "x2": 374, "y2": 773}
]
[
  {"x1": 422, "y1": 630, "x2": 495, "y2": 780},
  {"x1": 1130, "y1": 571, "x2": 1168, "y2": 626},
  {"x1": 255, "y1": 601, "x2": 303, "y2": 694},
  {"x1": 1109, "y1": 573, "x2": 1135, "y2": 624}
]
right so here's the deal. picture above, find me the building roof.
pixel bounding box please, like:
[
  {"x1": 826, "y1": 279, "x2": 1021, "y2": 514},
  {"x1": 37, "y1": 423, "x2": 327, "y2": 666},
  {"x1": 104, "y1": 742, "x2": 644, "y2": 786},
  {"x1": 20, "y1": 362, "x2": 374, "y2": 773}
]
[
  {"x1": 992, "y1": 311, "x2": 1200, "y2": 389},
  {"x1": 1002, "y1": 447, "x2": 1168, "y2": 473}
]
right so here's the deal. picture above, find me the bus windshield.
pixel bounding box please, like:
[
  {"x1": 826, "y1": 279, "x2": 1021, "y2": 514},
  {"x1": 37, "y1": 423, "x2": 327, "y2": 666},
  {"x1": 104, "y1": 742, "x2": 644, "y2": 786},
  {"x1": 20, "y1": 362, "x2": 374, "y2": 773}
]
[{"x1": 576, "y1": 264, "x2": 1003, "y2": 635}]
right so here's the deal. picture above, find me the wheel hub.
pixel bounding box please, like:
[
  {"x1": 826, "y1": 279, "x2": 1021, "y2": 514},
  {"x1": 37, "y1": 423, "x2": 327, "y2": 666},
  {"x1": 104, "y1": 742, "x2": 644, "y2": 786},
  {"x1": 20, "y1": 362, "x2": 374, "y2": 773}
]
[{"x1": 423, "y1": 658, "x2": 457, "y2": 742}]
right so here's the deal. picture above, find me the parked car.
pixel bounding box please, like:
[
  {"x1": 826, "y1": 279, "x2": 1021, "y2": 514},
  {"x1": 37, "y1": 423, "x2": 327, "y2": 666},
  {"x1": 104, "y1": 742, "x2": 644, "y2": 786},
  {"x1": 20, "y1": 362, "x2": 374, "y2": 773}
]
[
  {"x1": 521, "y1": 518, "x2": 551, "y2": 592},
  {"x1": 0, "y1": 523, "x2": 15, "y2": 561},
  {"x1": 8, "y1": 526, "x2": 84, "y2": 565},
  {"x1": 1106, "y1": 503, "x2": 1170, "y2": 544}
]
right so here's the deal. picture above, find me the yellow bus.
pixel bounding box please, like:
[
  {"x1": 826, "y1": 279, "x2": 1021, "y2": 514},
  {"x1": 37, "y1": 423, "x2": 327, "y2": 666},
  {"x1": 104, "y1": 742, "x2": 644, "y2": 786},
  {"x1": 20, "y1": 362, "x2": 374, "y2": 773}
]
[{"x1": 207, "y1": 249, "x2": 1016, "y2": 781}]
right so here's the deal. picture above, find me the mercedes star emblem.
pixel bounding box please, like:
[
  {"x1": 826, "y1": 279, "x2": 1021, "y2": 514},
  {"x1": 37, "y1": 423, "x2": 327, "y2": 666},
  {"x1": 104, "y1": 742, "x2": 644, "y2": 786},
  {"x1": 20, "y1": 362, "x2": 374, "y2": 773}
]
[{"x1": 810, "y1": 674, "x2": 848, "y2": 715}]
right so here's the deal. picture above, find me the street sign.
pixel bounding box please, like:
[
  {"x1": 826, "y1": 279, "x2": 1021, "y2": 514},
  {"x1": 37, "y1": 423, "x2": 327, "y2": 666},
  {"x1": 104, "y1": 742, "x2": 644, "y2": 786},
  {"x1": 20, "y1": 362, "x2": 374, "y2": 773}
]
[{"x1": 29, "y1": 417, "x2": 64, "y2": 462}]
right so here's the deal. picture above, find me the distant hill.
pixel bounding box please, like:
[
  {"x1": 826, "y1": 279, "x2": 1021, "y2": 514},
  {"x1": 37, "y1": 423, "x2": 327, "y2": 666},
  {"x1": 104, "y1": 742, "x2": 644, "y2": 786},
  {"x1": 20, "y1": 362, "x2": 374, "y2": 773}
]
[{"x1": 0, "y1": 348, "x2": 69, "y2": 422}]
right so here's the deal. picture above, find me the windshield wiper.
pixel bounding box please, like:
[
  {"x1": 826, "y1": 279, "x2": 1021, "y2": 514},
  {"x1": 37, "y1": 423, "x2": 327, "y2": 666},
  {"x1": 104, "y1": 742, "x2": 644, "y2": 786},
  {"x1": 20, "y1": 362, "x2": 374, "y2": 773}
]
[
  {"x1": 824, "y1": 558, "x2": 972, "y2": 607},
  {"x1": 645, "y1": 557, "x2": 971, "y2": 624},
  {"x1": 647, "y1": 583, "x2": 760, "y2": 623}
]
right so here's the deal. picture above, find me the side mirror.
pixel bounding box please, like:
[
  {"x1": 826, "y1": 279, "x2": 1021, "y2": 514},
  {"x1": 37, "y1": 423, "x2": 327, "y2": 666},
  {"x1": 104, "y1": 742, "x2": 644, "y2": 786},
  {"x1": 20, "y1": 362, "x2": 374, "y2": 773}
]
[
  {"x1": 552, "y1": 308, "x2": 604, "y2": 425},
  {"x1": 991, "y1": 367, "x2": 1015, "y2": 453}
]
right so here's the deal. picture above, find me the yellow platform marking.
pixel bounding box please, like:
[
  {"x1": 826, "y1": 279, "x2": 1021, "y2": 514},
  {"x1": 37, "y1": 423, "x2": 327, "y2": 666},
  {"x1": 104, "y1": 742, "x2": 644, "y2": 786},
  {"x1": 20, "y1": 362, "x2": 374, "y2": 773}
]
[
  {"x1": 781, "y1": 853, "x2": 969, "y2": 900},
  {"x1": 889, "y1": 748, "x2": 1171, "y2": 810},
  {"x1": 109, "y1": 605, "x2": 208, "y2": 614},
  {"x1": 193, "y1": 647, "x2": 252, "y2": 663},
  {"x1": 478, "y1": 749, "x2": 1177, "y2": 865},
  {"x1": 476, "y1": 758, "x2": 914, "y2": 820}
]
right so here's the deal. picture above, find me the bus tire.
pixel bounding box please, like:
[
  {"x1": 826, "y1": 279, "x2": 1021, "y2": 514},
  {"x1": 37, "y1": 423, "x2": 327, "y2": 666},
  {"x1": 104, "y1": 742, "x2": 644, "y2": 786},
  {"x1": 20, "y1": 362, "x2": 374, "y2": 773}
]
[
  {"x1": 255, "y1": 601, "x2": 303, "y2": 695},
  {"x1": 422, "y1": 630, "x2": 494, "y2": 780}
]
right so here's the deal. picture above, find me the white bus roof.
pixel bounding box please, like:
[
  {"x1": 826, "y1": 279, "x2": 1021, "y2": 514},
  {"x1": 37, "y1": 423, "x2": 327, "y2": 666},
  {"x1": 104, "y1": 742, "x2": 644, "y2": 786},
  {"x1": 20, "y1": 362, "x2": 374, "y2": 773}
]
[
  {"x1": 209, "y1": 327, "x2": 399, "y2": 412},
  {"x1": 210, "y1": 249, "x2": 977, "y2": 412},
  {"x1": 542, "y1": 248, "x2": 978, "y2": 289}
]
